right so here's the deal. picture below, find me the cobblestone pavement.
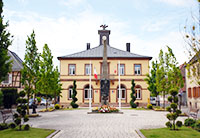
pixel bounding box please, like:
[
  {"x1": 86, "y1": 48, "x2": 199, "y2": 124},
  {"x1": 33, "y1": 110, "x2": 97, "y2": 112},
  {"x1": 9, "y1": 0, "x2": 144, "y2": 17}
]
[{"x1": 28, "y1": 109, "x2": 187, "y2": 138}]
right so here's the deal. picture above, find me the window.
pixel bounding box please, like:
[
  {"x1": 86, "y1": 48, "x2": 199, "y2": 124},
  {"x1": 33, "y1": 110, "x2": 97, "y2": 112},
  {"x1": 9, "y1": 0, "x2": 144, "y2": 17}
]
[
  {"x1": 118, "y1": 64, "x2": 125, "y2": 75},
  {"x1": 136, "y1": 88, "x2": 141, "y2": 99},
  {"x1": 117, "y1": 88, "x2": 126, "y2": 99},
  {"x1": 117, "y1": 85, "x2": 126, "y2": 99},
  {"x1": 2, "y1": 74, "x2": 12, "y2": 84},
  {"x1": 84, "y1": 85, "x2": 93, "y2": 99},
  {"x1": 134, "y1": 64, "x2": 141, "y2": 75},
  {"x1": 85, "y1": 64, "x2": 91, "y2": 75},
  {"x1": 69, "y1": 64, "x2": 75, "y2": 75},
  {"x1": 68, "y1": 88, "x2": 73, "y2": 99},
  {"x1": 188, "y1": 88, "x2": 192, "y2": 98}
]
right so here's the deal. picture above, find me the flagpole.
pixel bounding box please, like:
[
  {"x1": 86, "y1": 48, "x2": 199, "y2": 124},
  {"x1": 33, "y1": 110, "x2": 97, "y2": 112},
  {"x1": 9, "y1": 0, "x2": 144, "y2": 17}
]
[
  {"x1": 118, "y1": 60, "x2": 121, "y2": 111},
  {"x1": 89, "y1": 60, "x2": 92, "y2": 112}
]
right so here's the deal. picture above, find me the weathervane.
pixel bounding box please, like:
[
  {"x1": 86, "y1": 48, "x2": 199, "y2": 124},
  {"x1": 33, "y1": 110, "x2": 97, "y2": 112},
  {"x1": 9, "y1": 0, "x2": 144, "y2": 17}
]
[{"x1": 100, "y1": 24, "x2": 108, "y2": 30}]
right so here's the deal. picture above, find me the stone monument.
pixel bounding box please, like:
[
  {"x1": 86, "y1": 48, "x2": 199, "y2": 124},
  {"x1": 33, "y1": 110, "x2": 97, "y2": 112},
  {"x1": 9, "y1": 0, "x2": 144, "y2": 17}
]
[{"x1": 100, "y1": 25, "x2": 110, "y2": 105}]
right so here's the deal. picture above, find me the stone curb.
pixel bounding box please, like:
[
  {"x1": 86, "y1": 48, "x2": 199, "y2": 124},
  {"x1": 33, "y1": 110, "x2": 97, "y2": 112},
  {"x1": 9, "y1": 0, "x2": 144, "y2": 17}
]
[
  {"x1": 135, "y1": 129, "x2": 146, "y2": 138},
  {"x1": 46, "y1": 130, "x2": 60, "y2": 138},
  {"x1": 87, "y1": 112, "x2": 123, "y2": 114}
]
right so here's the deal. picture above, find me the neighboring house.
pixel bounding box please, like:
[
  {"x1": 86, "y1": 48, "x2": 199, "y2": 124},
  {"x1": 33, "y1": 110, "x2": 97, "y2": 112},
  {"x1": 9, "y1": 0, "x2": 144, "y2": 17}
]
[
  {"x1": 185, "y1": 56, "x2": 200, "y2": 109},
  {"x1": 58, "y1": 27, "x2": 152, "y2": 107},
  {"x1": 179, "y1": 64, "x2": 187, "y2": 106},
  {"x1": 0, "y1": 50, "x2": 23, "y2": 92}
]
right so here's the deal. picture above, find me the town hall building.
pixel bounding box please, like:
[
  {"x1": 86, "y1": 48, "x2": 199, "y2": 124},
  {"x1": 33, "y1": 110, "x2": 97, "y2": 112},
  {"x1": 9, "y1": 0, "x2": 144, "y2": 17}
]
[{"x1": 58, "y1": 26, "x2": 152, "y2": 107}]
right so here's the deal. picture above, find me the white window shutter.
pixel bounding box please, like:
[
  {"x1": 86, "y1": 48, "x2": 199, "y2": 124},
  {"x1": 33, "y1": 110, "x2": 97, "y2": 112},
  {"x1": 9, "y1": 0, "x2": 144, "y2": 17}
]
[{"x1": 9, "y1": 74, "x2": 12, "y2": 84}]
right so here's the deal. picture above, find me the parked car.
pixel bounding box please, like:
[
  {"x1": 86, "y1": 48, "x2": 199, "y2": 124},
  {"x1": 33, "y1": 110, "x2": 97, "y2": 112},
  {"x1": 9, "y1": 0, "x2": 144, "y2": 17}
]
[
  {"x1": 150, "y1": 97, "x2": 156, "y2": 106},
  {"x1": 29, "y1": 98, "x2": 37, "y2": 108},
  {"x1": 40, "y1": 98, "x2": 47, "y2": 106}
]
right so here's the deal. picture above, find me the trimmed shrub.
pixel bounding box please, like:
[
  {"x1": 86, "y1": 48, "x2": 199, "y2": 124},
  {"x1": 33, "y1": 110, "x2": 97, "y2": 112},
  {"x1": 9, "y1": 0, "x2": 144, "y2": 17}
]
[
  {"x1": 184, "y1": 118, "x2": 196, "y2": 127},
  {"x1": 70, "y1": 81, "x2": 79, "y2": 108},
  {"x1": 130, "y1": 79, "x2": 137, "y2": 108},
  {"x1": 2, "y1": 88, "x2": 18, "y2": 108},
  {"x1": 0, "y1": 123, "x2": 8, "y2": 130},
  {"x1": 194, "y1": 120, "x2": 200, "y2": 132},
  {"x1": 166, "y1": 121, "x2": 172, "y2": 128},
  {"x1": 24, "y1": 124, "x2": 30, "y2": 130},
  {"x1": 176, "y1": 121, "x2": 183, "y2": 128},
  {"x1": 9, "y1": 123, "x2": 16, "y2": 129},
  {"x1": 147, "y1": 104, "x2": 153, "y2": 109},
  {"x1": 0, "y1": 90, "x2": 3, "y2": 107},
  {"x1": 54, "y1": 104, "x2": 60, "y2": 109}
]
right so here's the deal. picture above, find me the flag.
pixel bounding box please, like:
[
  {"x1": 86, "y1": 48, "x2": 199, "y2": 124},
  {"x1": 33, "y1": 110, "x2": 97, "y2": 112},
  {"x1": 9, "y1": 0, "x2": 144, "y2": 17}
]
[
  {"x1": 114, "y1": 69, "x2": 116, "y2": 73},
  {"x1": 94, "y1": 67, "x2": 97, "y2": 79}
]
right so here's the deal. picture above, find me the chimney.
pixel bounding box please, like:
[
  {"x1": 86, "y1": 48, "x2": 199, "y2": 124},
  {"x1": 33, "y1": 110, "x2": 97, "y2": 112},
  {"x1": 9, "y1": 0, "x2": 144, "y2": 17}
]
[
  {"x1": 98, "y1": 25, "x2": 110, "y2": 46},
  {"x1": 126, "y1": 43, "x2": 130, "y2": 52},
  {"x1": 87, "y1": 43, "x2": 90, "y2": 50}
]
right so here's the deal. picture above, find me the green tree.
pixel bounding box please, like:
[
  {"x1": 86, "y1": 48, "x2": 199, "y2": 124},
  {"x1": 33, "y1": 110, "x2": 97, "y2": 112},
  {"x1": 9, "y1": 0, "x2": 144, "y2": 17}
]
[
  {"x1": 166, "y1": 89, "x2": 182, "y2": 130},
  {"x1": 156, "y1": 47, "x2": 183, "y2": 108},
  {"x1": 156, "y1": 49, "x2": 167, "y2": 108},
  {"x1": 0, "y1": 0, "x2": 13, "y2": 83},
  {"x1": 184, "y1": 0, "x2": 200, "y2": 85},
  {"x1": 38, "y1": 44, "x2": 54, "y2": 109},
  {"x1": 130, "y1": 79, "x2": 137, "y2": 108},
  {"x1": 71, "y1": 80, "x2": 78, "y2": 108},
  {"x1": 51, "y1": 67, "x2": 62, "y2": 104},
  {"x1": 21, "y1": 30, "x2": 39, "y2": 114},
  {"x1": 144, "y1": 60, "x2": 159, "y2": 105},
  {"x1": 0, "y1": 90, "x2": 3, "y2": 107}
]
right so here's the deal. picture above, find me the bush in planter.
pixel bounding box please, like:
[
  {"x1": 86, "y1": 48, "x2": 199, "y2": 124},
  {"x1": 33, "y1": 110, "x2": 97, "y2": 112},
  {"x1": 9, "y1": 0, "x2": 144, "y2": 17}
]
[
  {"x1": 130, "y1": 79, "x2": 137, "y2": 108},
  {"x1": 147, "y1": 104, "x2": 153, "y2": 109},
  {"x1": 184, "y1": 118, "x2": 196, "y2": 127},
  {"x1": 54, "y1": 104, "x2": 60, "y2": 109}
]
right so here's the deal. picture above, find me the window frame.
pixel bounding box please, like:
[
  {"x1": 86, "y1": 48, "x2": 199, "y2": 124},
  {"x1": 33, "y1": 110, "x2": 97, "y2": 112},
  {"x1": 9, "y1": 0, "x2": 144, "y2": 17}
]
[
  {"x1": 117, "y1": 88, "x2": 126, "y2": 99},
  {"x1": 84, "y1": 88, "x2": 93, "y2": 99},
  {"x1": 68, "y1": 88, "x2": 73, "y2": 99},
  {"x1": 69, "y1": 64, "x2": 76, "y2": 75},
  {"x1": 85, "y1": 64, "x2": 92, "y2": 76},
  {"x1": 136, "y1": 88, "x2": 142, "y2": 99},
  {"x1": 118, "y1": 64, "x2": 125, "y2": 75},
  {"x1": 134, "y1": 64, "x2": 141, "y2": 75}
]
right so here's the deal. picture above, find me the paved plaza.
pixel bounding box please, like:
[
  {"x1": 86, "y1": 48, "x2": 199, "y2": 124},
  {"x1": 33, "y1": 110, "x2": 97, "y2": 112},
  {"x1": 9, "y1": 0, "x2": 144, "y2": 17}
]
[{"x1": 28, "y1": 109, "x2": 187, "y2": 138}]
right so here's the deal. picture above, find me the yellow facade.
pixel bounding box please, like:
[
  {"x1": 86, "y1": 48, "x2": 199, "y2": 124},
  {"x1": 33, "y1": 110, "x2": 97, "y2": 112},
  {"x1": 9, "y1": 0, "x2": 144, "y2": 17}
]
[
  {"x1": 59, "y1": 58, "x2": 151, "y2": 107},
  {"x1": 185, "y1": 62, "x2": 200, "y2": 109}
]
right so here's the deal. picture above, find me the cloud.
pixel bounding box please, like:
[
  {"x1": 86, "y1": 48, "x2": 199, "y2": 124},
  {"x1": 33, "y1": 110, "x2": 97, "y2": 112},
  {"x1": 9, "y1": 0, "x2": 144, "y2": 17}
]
[{"x1": 154, "y1": 0, "x2": 196, "y2": 7}]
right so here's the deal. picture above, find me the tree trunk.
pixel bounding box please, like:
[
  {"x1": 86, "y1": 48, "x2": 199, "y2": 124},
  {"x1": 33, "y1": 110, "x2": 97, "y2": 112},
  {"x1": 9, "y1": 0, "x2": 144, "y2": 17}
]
[
  {"x1": 173, "y1": 120, "x2": 175, "y2": 130},
  {"x1": 163, "y1": 92, "x2": 165, "y2": 109},
  {"x1": 27, "y1": 92, "x2": 29, "y2": 115},
  {"x1": 46, "y1": 93, "x2": 48, "y2": 110}
]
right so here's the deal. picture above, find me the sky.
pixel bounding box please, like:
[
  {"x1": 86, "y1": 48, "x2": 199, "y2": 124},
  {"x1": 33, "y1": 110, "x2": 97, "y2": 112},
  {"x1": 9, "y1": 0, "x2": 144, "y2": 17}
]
[{"x1": 3, "y1": 0, "x2": 199, "y2": 68}]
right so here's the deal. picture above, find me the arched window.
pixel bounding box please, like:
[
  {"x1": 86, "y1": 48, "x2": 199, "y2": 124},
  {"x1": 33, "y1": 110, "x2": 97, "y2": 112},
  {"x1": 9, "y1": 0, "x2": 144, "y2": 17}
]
[
  {"x1": 117, "y1": 85, "x2": 126, "y2": 99},
  {"x1": 135, "y1": 85, "x2": 142, "y2": 99},
  {"x1": 68, "y1": 86, "x2": 73, "y2": 99},
  {"x1": 84, "y1": 85, "x2": 93, "y2": 99}
]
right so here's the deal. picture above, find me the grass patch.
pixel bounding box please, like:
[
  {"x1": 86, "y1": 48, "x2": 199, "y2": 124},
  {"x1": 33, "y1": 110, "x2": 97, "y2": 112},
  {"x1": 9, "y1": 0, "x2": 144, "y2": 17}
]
[
  {"x1": 140, "y1": 126, "x2": 200, "y2": 138},
  {"x1": 122, "y1": 107, "x2": 151, "y2": 110},
  {"x1": 0, "y1": 127, "x2": 55, "y2": 138}
]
